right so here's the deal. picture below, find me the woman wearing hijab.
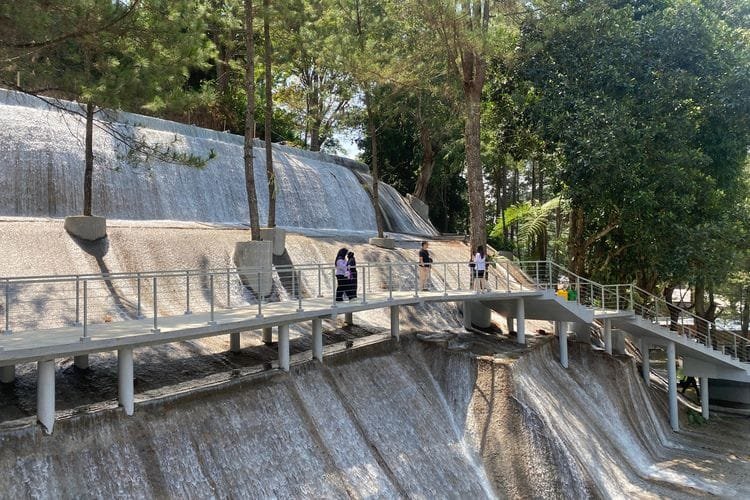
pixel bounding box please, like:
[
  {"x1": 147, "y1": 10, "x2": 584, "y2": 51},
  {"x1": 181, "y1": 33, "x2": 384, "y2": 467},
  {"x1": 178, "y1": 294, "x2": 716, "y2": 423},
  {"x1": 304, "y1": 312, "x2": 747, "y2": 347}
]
[
  {"x1": 335, "y1": 248, "x2": 350, "y2": 302},
  {"x1": 346, "y1": 251, "x2": 358, "y2": 300}
]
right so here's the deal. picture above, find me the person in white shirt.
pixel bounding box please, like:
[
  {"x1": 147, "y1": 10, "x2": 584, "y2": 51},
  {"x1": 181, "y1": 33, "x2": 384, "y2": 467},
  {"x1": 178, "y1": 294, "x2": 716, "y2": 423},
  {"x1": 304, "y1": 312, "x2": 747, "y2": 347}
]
[{"x1": 473, "y1": 245, "x2": 487, "y2": 292}]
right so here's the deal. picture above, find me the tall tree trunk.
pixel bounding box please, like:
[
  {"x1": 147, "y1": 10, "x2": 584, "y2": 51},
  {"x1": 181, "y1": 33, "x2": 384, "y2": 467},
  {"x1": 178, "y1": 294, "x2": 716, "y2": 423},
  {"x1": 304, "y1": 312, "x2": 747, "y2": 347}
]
[
  {"x1": 464, "y1": 86, "x2": 486, "y2": 253},
  {"x1": 413, "y1": 124, "x2": 435, "y2": 201},
  {"x1": 741, "y1": 287, "x2": 749, "y2": 335},
  {"x1": 365, "y1": 92, "x2": 384, "y2": 238},
  {"x1": 568, "y1": 205, "x2": 586, "y2": 275},
  {"x1": 83, "y1": 101, "x2": 94, "y2": 216},
  {"x1": 263, "y1": 0, "x2": 275, "y2": 227},
  {"x1": 309, "y1": 117, "x2": 322, "y2": 151},
  {"x1": 243, "y1": 0, "x2": 261, "y2": 240}
]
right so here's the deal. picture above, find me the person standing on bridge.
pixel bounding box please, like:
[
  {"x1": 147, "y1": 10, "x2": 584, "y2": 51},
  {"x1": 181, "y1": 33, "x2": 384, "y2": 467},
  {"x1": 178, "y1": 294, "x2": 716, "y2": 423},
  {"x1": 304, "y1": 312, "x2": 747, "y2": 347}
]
[
  {"x1": 335, "y1": 248, "x2": 350, "y2": 302},
  {"x1": 473, "y1": 245, "x2": 487, "y2": 292},
  {"x1": 418, "y1": 241, "x2": 433, "y2": 291},
  {"x1": 346, "y1": 251, "x2": 358, "y2": 300}
]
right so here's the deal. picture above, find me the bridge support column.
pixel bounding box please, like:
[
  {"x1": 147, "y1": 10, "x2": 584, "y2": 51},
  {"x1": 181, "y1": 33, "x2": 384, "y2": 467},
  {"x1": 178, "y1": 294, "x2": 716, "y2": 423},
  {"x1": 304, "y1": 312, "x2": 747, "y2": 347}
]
[
  {"x1": 516, "y1": 298, "x2": 525, "y2": 345},
  {"x1": 390, "y1": 306, "x2": 400, "y2": 340},
  {"x1": 312, "y1": 318, "x2": 323, "y2": 362},
  {"x1": 278, "y1": 324, "x2": 290, "y2": 372},
  {"x1": 229, "y1": 332, "x2": 241, "y2": 353},
  {"x1": 462, "y1": 301, "x2": 471, "y2": 329},
  {"x1": 37, "y1": 360, "x2": 55, "y2": 434},
  {"x1": 74, "y1": 355, "x2": 89, "y2": 370},
  {"x1": 118, "y1": 348, "x2": 134, "y2": 416},
  {"x1": 0, "y1": 365, "x2": 15, "y2": 384},
  {"x1": 344, "y1": 312, "x2": 354, "y2": 326},
  {"x1": 262, "y1": 327, "x2": 273, "y2": 345},
  {"x1": 640, "y1": 339, "x2": 650, "y2": 385},
  {"x1": 603, "y1": 319, "x2": 612, "y2": 355},
  {"x1": 667, "y1": 341, "x2": 679, "y2": 431},
  {"x1": 558, "y1": 322, "x2": 569, "y2": 368},
  {"x1": 701, "y1": 377, "x2": 709, "y2": 420}
]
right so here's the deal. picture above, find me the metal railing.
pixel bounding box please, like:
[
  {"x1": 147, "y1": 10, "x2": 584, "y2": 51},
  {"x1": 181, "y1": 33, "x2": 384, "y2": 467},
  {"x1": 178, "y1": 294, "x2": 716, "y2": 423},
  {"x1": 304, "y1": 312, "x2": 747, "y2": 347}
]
[
  {"x1": 0, "y1": 259, "x2": 533, "y2": 339},
  {"x1": 518, "y1": 260, "x2": 750, "y2": 364}
]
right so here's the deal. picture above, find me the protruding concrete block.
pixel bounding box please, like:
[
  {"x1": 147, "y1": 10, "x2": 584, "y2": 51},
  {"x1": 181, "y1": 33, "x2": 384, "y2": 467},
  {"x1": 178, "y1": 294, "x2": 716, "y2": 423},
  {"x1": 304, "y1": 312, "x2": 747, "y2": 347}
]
[
  {"x1": 74, "y1": 354, "x2": 89, "y2": 370},
  {"x1": 603, "y1": 319, "x2": 612, "y2": 355},
  {"x1": 406, "y1": 194, "x2": 430, "y2": 221},
  {"x1": 233, "y1": 241, "x2": 273, "y2": 298},
  {"x1": 369, "y1": 237, "x2": 395, "y2": 249},
  {"x1": 260, "y1": 227, "x2": 286, "y2": 256},
  {"x1": 0, "y1": 365, "x2": 14, "y2": 384},
  {"x1": 667, "y1": 342, "x2": 679, "y2": 431},
  {"x1": 612, "y1": 330, "x2": 626, "y2": 355},
  {"x1": 557, "y1": 322, "x2": 569, "y2": 368},
  {"x1": 64, "y1": 215, "x2": 107, "y2": 241},
  {"x1": 465, "y1": 301, "x2": 492, "y2": 329},
  {"x1": 700, "y1": 377, "x2": 709, "y2": 420},
  {"x1": 37, "y1": 360, "x2": 55, "y2": 434}
]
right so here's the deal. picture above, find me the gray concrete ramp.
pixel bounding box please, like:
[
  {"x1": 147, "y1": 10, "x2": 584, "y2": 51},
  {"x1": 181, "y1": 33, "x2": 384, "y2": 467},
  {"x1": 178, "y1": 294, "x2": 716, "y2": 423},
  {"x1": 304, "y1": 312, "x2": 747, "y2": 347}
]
[{"x1": 481, "y1": 289, "x2": 594, "y2": 323}]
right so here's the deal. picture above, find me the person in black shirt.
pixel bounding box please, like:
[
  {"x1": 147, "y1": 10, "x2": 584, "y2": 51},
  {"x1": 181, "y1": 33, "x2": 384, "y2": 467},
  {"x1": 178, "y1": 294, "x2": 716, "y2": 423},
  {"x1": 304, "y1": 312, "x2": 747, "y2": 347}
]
[
  {"x1": 418, "y1": 241, "x2": 432, "y2": 291},
  {"x1": 346, "y1": 251, "x2": 358, "y2": 299}
]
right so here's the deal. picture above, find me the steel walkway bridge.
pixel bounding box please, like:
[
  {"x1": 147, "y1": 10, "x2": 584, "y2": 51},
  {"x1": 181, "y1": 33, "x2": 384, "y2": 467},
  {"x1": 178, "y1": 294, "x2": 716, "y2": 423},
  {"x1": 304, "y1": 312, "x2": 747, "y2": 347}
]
[{"x1": 1, "y1": 259, "x2": 747, "y2": 433}]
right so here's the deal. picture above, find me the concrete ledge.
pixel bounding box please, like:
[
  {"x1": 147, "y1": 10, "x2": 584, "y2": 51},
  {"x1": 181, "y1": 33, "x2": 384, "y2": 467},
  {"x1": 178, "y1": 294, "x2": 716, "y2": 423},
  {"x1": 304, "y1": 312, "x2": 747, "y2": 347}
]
[
  {"x1": 64, "y1": 215, "x2": 107, "y2": 241},
  {"x1": 233, "y1": 241, "x2": 273, "y2": 298},
  {"x1": 369, "y1": 237, "x2": 395, "y2": 249},
  {"x1": 260, "y1": 227, "x2": 286, "y2": 256}
]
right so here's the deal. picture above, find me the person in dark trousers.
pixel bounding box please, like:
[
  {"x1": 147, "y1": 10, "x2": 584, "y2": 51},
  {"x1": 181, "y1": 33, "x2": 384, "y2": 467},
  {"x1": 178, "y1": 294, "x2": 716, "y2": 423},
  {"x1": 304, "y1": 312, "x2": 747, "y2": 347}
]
[
  {"x1": 346, "y1": 251, "x2": 358, "y2": 299},
  {"x1": 418, "y1": 241, "x2": 432, "y2": 291},
  {"x1": 335, "y1": 247, "x2": 349, "y2": 302}
]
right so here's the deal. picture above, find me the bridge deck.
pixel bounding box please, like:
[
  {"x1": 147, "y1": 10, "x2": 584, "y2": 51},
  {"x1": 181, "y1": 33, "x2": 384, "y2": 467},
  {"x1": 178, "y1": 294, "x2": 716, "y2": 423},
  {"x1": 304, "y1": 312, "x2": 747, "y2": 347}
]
[{"x1": 0, "y1": 289, "x2": 544, "y2": 367}]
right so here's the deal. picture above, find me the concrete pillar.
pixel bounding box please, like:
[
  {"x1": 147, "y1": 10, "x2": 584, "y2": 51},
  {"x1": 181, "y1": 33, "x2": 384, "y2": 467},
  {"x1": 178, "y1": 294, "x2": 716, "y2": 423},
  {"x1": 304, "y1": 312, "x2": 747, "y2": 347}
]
[
  {"x1": 262, "y1": 327, "x2": 273, "y2": 345},
  {"x1": 74, "y1": 354, "x2": 89, "y2": 370},
  {"x1": 229, "y1": 332, "x2": 241, "y2": 353},
  {"x1": 344, "y1": 312, "x2": 354, "y2": 326},
  {"x1": 0, "y1": 365, "x2": 15, "y2": 384},
  {"x1": 312, "y1": 318, "x2": 323, "y2": 362},
  {"x1": 612, "y1": 330, "x2": 626, "y2": 355},
  {"x1": 516, "y1": 298, "x2": 525, "y2": 345},
  {"x1": 506, "y1": 315, "x2": 514, "y2": 334},
  {"x1": 118, "y1": 348, "x2": 134, "y2": 416},
  {"x1": 37, "y1": 360, "x2": 55, "y2": 434},
  {"x1": 558, "y1": 322, "x2": 569, "y2": 368},
  {"x1": 667, "y1": 341, "x2": 679, "y2": 432},
  {"x1": 462, "y1": 301, "x2": 472, "y2": 329},
  {"x1": 390, "y1": 306, "x2": 400, "y2": 340},
  {"x1": 640, "y1": 339, "x2": 650, "y2": 385},
  {"x1": 603, "y1": 319, "x2": 612, "y2": 354},
  {"x1": 278, "y1": 324, "x2": 290, "y2": 372},
  {"x1": 701, "y1": 377, "x2": 709, "y2": 420}
]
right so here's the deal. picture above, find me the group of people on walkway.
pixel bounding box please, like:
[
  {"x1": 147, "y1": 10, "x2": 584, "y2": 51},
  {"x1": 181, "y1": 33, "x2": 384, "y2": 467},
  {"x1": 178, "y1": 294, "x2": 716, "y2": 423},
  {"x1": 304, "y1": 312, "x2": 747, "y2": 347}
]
[
  {"x1": 335, "y1": 241, "x2": 491, "y2": 301},
  {"x1": 334, "y1": 248, "x2": 358, "y2": 302}
]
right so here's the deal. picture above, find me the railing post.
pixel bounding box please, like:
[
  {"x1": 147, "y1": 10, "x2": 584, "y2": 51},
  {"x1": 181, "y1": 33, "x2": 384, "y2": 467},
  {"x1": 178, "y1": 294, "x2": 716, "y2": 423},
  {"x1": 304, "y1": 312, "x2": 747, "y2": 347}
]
[
  {"x1": 75, "y1": 276, "x2": 81, "y2": 326},
  {"x1": 706, "y1": 320, "x2": 712, "y2": 349},
  {"x1": 292, "y1": 267, "x2": 297, "y2": 300},
  {"x1": 505, "y1": 261, "x2": 510, "y2": 292},
  {"x1": 601, "y1": 287, "x2": 605, "y2": 310},
  {"x1": 388, "y1": 265, "x2": 393, "y2": 301},
  {"x1": 414, "y1": 263, "x2": 420, "y2": 297},
  {"x1": 590, "y1": 283, "x2": 593, "y2": 307},
  {"x1": 576, "y1": 277, "x2": 580, "y2": 305},
  {"x1": 615, "y1": 286, "x2": 620, "y2": 311},
  {"x1": 185, "y1": 271, "x2": 192, "y2": 315},
  {"x1": 256, "y1": 271, "x2": 263, "y2": 318},
  {"x1": 151, "y1": 276, "x2": 160, "y2": 333},
  {"x1": 332, "y1": 268, "x2": 337, "y2": 308},
  {"x1": 362, "y1": 265, "x2": 367, "y2": 304},
  {"x1": 535, "y1": 262, "x2": 540, "y2": 284},
  {"x1": 317, "y1": 264, "x2": 323, "y2": 297},
  {"x1": 457, "y1": 263, "x2": 461, "y2": 291},
  {"x1": 629, "y1": 285, "x2": 634, "y2": 311},
  {"x1": 297, "y1": 268, "x2": 304, "y2": 312},
  {"x1": 136, "y1": 273, "x2": 142, "y2": 318},
  {"x1": 3, "y1": 278, "x2": 10, "y2": 335},
  {"x1": 226, "y1": 267, "x2": 231, "y2": 309},
  {"x1": 655, "y1": 300, "x2": 659, "y2": 326},
  {"x1": 444, "y1": 263, "x2": 449, "y2": 296},
  {"x1": 367, "y1": 265, "x2": 371, "y2": 297},
  {"x1": 208, "y1": 273, "x2": 216, "y2": 325},
  {"x1": 733, "y1": 334, "x2": 737, "y2": 359}
]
